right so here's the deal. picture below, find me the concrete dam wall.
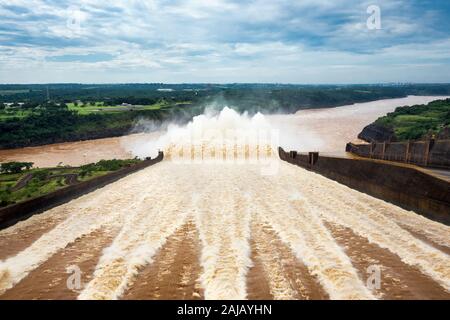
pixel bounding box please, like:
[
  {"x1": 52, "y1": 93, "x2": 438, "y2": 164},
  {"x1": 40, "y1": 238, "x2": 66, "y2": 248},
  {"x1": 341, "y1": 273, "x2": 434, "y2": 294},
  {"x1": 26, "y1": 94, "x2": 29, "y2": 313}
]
[
  {"x1": 0, "y1": 152, "x2": 164, "y2": 229},
  {"x1": 346, "y1": 139, "x2": 450, "y2": 169},
  {"x1": 279, "y1": 147, "x2": 450, "y2": 225}
]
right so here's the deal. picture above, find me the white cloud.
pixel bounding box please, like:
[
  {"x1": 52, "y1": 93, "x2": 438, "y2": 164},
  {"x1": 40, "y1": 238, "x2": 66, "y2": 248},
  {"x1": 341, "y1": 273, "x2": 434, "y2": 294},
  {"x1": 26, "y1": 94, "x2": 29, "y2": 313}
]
[{"x1": 0, "y1": 0, "x2": 449, "y2": 83}]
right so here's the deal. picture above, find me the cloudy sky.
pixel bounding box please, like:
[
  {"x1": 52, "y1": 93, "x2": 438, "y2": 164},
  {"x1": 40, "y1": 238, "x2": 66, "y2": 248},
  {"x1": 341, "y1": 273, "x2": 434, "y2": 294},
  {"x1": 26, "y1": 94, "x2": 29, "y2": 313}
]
[{"x1": 0, "y1": 0, "x2": 449, "y2": 83}]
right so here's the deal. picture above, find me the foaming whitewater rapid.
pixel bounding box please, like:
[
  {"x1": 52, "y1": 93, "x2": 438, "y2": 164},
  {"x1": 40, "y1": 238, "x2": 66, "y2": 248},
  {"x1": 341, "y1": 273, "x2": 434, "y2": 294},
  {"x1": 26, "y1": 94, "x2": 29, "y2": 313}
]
[
  {"x1": 0, "y1": 107, "x2": 449, "y2": 300},
  {"x1": 126, "y1": 107, "x2": 279, "y2": 162}
]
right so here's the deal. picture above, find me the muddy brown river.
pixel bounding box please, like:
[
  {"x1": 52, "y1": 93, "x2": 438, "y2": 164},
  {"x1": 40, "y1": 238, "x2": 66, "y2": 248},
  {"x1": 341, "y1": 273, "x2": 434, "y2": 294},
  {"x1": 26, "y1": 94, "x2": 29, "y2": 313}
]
[{"x1": 0, "y1": 96, "x2": 449, "y2": 300}]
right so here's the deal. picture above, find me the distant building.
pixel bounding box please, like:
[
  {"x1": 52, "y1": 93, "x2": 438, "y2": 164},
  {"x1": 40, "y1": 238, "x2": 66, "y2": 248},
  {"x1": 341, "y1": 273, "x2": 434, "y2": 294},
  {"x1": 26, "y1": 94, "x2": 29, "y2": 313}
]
[{"x1": 4, "y1": 102, "x2": 24, "y2": 108}]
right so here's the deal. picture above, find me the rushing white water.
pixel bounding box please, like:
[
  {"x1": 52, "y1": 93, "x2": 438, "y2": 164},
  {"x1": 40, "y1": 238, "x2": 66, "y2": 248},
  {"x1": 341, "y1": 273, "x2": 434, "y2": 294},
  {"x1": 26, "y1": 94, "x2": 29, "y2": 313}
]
[
  {"x1": 0, "y1": 107, "x2": 449, "y2": 300},
  {"x1": 78, "y1": 174, "x2": 194, "y2": 299},
  {"x1": 250, "y1": 217, "x2": 299, "y2": 299},
  {"x1": 0, "y1": 164, "x2": 163, "y2": 294},
  {"x1": 1, "y1": 159, "x2": 449, "y2": 299},
  {"x1": 194, "y1": 166, "x2": 253, "y2": 300},
  {"x1": 248, "y1": 175, "x2": 375, "y2": 299},
  {"x1": 279, "y1": 165, "x2": 450, "y2": 291},
  {"x1": 127, "y1": 107, "x2": 276, "y2": 161}
]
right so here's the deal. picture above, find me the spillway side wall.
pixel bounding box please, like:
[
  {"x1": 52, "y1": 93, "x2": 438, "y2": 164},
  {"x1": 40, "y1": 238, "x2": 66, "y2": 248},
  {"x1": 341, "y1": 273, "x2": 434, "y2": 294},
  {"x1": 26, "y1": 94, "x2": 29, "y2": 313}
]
[
  {"x1": 279, "y1": 148, "x2": 450, "y2": 225},
  {"x1": 346, "y1": 139, "x2": 450, "y2": 169},
  {"x1": 0, "y1": 152, "x2": 164, "y2": 230}
]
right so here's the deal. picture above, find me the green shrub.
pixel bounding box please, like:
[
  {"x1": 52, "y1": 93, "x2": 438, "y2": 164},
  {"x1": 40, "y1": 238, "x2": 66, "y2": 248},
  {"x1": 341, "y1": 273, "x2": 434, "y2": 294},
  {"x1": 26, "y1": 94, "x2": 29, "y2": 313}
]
[
  {"x1": 374, "y1": 99, "x2": 450, "y2": 141},
  {"x1": 0, "y1": 162, "x2": 34, "y2": 174}
]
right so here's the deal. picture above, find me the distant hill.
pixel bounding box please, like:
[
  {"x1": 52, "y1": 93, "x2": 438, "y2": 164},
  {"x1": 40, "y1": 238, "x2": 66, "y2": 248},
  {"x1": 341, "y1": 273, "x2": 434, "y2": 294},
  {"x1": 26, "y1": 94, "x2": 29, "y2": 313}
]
[{"x1": 358, "y1": 99, "x2": 450, "y2": 142}]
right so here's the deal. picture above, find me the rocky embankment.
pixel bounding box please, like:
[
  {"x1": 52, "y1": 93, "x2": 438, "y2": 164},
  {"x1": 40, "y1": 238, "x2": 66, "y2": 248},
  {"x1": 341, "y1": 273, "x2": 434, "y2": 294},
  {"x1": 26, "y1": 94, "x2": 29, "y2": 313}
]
[{"x1": 357, "y1": 123, "x2": 396, "y2": 143}]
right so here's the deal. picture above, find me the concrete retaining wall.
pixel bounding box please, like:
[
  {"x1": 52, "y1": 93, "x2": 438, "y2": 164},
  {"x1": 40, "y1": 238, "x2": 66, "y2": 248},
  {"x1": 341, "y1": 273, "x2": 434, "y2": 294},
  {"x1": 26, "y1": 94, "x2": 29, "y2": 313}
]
[
  {"x1": 279, "y1": 147, "x2": 450, "y2": 225},
  {"x1": 346, "y1": 139, "x2": 450, "y2": 169},
  {"x1": 0, "y1": 152, "x2": 164, "y2": 229}
]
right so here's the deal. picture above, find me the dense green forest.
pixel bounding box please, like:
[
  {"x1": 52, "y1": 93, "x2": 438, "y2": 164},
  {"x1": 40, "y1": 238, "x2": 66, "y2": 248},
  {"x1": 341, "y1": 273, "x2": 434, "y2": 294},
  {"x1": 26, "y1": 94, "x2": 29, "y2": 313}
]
[
  {"x1": 362, "y1": 99, "x2": 450, "y2": 142},
  {"x1": 1, "y1": 83, "x2": 450, "y2": 149},
  {"x1": 0, "y1": 102, "x2": 203, "y2": 149}
]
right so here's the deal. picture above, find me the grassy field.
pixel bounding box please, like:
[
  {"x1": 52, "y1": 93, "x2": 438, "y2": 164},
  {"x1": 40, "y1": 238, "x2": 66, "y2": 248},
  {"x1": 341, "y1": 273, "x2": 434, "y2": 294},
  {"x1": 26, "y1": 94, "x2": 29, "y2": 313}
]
[
  {"x1": 66, "y1": 101, "x2": 186, "y2": 115},
  {"x1": 375, "y1": 99, "x2": 450, "y2": 140},
  {"x1": 0, "y1": 100, "x2": 191, "y2": 119},
  {"x1": 0, "y1": 159, "x2": 141, "y2": 207},
  {"x1": 0, "y1": 108, "x2": 35, "y2": 120}
]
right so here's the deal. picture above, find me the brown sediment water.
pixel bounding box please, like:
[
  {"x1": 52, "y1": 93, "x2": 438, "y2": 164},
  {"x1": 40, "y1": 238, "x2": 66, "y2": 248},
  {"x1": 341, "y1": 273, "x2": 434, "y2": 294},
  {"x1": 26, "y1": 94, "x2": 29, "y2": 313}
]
[
  {"x1": 0, "y1": 211, "x2": 69, "y2": 261},
  {"x1": 0, "y1": 162, "x2": 171, "y2": 296},
  {"x1": 0, "y1": 160, "x2": 448, "y2": 300},
  {"x1": 327, "y1": 223, "x2": 450, "y2": 300},
  {"x1": 401, "y1": 228, "x2": 450, "y2": 256},
  {"x1": 0, "y1": 132, "x2": 160, "y2": 168},
  {"x1": 278, "y1": 165, "x2": 450, "y2": 292},
  {"x1": 0, "y1": 227, "x2": 117, "y2": 300},
  {"x1": 268, "y1": 95, "x2": 450, "y2": 155},
  {"x1": 246, "y1": 236, "x2": 274, "y2": 300},
  {"x1": 122, "y1": 221, "x2": 203, "y2": 300},
  {"x1": 247, "y1": 218, "x2": 328, "y2": 300},
  {"x1": 247, "y1": 172, "x2": 375, "y2": 299}
]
